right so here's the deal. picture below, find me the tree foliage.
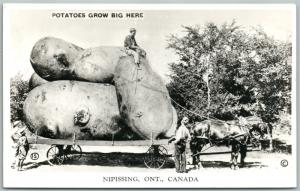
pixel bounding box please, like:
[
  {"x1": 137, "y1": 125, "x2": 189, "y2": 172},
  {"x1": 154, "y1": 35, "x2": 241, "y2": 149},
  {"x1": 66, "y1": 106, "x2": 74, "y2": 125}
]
[
  {"x1": 167, "y1": 21, "x2": 292, "y2": 123},
  {"x1": 10, "y1": 73, "x2": 30, "y2": 123}
]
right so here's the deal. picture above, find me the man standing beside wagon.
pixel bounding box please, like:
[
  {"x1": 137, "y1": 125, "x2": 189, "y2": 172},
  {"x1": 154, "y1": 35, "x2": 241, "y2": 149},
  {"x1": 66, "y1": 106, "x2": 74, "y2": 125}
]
[{"x1": 169, "y1": 116, "x2": 191, "y2": 173}]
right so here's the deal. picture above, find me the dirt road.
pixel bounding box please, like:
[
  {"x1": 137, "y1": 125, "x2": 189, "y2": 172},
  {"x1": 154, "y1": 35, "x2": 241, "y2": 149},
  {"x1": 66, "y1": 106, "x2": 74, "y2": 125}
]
[{"x1": 9, "y1": 144, "x2": 292, "y2": 173}]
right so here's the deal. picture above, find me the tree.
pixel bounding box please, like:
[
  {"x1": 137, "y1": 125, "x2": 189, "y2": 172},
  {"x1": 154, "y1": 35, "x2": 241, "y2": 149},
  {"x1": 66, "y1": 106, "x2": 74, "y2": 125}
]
[
  {"x1": 10, "y1": 73, "x2": 30, "y2": 123},
  {"x1": 167, "y1": 21, "x2": 292, "y2": 123}
]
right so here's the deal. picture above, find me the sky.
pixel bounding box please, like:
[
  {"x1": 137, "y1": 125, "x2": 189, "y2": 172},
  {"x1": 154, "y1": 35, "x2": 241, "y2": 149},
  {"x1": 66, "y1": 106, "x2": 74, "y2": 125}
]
[{"x1": 4, "y1": 4, "x2": 294, "y2": 83}]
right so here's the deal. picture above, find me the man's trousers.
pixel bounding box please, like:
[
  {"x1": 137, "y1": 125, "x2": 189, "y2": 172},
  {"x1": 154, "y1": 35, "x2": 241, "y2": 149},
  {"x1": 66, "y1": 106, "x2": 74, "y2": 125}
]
[{"x1": 175, "y1": 143, "x2": 186, "y2": 173}]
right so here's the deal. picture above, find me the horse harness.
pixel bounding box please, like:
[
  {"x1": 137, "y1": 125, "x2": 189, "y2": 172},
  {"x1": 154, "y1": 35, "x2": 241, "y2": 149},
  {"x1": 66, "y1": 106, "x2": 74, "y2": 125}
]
[{"x1": 194, "y1": 123, "x2": 252, "y2": 146}]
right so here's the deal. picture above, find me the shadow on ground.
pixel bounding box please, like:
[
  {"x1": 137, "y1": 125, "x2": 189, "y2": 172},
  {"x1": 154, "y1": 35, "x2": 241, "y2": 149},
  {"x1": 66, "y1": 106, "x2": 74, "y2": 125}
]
[
  {"x1": 65, "y1": 152, "x2": 175, "y2": 168},
  {"x1": 22, "y1": 161, "x2": 49, "y2": 170},
  {"x1": 23, "y1": 152, "x2": 174, "y2": 170},
  {"x1": 22, "y1": 152, "x2": 266, "y2": 171},
  {"x1": 200, "y1": 160, "x2": 267, "y2": 169}
]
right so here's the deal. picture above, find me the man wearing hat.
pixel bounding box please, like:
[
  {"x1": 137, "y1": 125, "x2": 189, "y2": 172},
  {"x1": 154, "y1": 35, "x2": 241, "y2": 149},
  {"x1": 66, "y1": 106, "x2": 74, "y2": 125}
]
[
  {"x1": 169, "y1": 116, "x2": 191, "y2": 173},
  {"x1": 124, "y1": 28, "x2": 146, "y2": 67},
  {"x1": 16, "y1": 130, "x2": 29, "y2": 171}
]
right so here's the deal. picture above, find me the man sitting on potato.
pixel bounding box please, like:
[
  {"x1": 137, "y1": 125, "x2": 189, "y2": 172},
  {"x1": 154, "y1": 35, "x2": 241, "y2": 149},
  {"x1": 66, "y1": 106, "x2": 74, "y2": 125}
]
[{"x1": 124, "y1": 28, "x2": 146, "y2": 67}]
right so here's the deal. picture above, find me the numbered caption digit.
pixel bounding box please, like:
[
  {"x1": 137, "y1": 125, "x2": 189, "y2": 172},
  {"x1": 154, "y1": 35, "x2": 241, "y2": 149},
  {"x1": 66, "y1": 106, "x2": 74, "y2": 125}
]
[
  {"x1": 30, "y1": 152, "x2": 39, "y2": 160},
  {"x1": 280, "y1": 159, "x2": 288, "y2": 167}
]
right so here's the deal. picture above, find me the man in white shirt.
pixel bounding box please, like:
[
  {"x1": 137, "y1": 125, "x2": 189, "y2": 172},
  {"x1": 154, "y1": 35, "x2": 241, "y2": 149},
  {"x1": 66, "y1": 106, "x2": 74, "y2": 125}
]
[{"x1": 169, "y1": 116, "x2": 191, "y2": 173}]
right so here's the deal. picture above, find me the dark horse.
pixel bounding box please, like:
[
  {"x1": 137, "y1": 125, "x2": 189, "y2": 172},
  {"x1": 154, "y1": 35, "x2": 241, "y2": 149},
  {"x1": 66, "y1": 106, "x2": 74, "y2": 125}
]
[{"x1": 190, "y1": 118, "x2": 270, "y2": 170}]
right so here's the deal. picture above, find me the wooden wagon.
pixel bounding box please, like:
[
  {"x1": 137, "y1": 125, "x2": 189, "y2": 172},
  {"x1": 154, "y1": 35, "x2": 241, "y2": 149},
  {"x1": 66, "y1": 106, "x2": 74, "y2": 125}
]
[
  {"x1": 26, "y1": 129, "x2": 263, "y2": 170},
  {"x1": 27, "y1": 132, "x2": 171, "y2": 169}
]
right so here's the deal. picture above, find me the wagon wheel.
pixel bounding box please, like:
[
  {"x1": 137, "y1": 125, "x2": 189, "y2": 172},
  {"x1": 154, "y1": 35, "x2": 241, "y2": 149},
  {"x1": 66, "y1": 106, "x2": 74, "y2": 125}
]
[
  {"x1": 64, "y1": 145, "x2": 82, "y2": 161},
  {"x1": 46, "y1": 145, "x2": 64, "y2": 165},
  {"x1": 144, "y1": 145, "x2": 168, "y2": 169}
]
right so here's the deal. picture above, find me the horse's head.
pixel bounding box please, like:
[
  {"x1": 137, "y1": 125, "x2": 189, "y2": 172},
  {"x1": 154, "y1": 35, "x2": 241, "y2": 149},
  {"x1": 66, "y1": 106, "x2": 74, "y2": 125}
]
[{"x1": 249, "y1": 122, "x2": 271, "y2": 140}]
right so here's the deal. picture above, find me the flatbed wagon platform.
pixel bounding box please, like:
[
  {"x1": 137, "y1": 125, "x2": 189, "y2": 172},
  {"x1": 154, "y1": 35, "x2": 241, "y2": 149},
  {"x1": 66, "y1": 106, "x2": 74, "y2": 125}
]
[{"x1": 27, "y1": 134, "x2": 170, "y2": 169}]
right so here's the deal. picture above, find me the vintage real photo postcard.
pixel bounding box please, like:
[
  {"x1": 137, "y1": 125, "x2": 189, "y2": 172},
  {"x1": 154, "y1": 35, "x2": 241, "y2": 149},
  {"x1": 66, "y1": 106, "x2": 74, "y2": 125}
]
[{"x1": 3, "y1": 4, "x2": 297, "y2": 188}]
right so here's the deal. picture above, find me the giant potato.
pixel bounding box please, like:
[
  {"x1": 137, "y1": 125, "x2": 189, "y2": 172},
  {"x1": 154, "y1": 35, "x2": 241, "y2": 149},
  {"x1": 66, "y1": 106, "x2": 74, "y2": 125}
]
[
  {"x1": 30, "y1": 37, "x2": 84, "y2": 81},
  {"x1": 23, "y1": 81, "x2": 124, "y2": 140},
  {"x1": 30, "y1": 37, "x2": 126, "y2": 83},
  {"x1": 29, "y1": 36, "x2": 178, "y2": 140},
  {"x1": 72, "y1": 47, "x2": 125, "y2": 83},
  {"x1": 164, "y1": 106, "x2": 178, "y2": 138},
  {"x1": 114, "y1": 57, "x2": 176, "y2": 139},
  {"x1": 29, "y1": 73, "x2": 48, "y2": 89}
]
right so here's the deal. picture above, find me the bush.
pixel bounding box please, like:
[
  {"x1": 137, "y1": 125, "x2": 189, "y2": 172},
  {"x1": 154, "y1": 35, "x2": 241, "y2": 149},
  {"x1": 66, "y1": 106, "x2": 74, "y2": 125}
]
[{"x1": 10, "y1": 73, "x2": 29, "y2": 123}]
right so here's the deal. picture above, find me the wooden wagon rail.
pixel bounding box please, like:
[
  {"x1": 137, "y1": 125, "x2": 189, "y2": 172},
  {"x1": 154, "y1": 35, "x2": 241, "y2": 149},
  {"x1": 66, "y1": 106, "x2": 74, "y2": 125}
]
[{"x1": 27, "y1": 137, "x2": 169, "y2": 146}]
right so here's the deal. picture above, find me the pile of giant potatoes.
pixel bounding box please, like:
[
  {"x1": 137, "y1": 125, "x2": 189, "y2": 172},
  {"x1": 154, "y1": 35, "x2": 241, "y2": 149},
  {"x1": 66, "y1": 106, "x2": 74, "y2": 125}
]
[{"x1": 24, "y1": 37, "x2": 177, "y2": 140}]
